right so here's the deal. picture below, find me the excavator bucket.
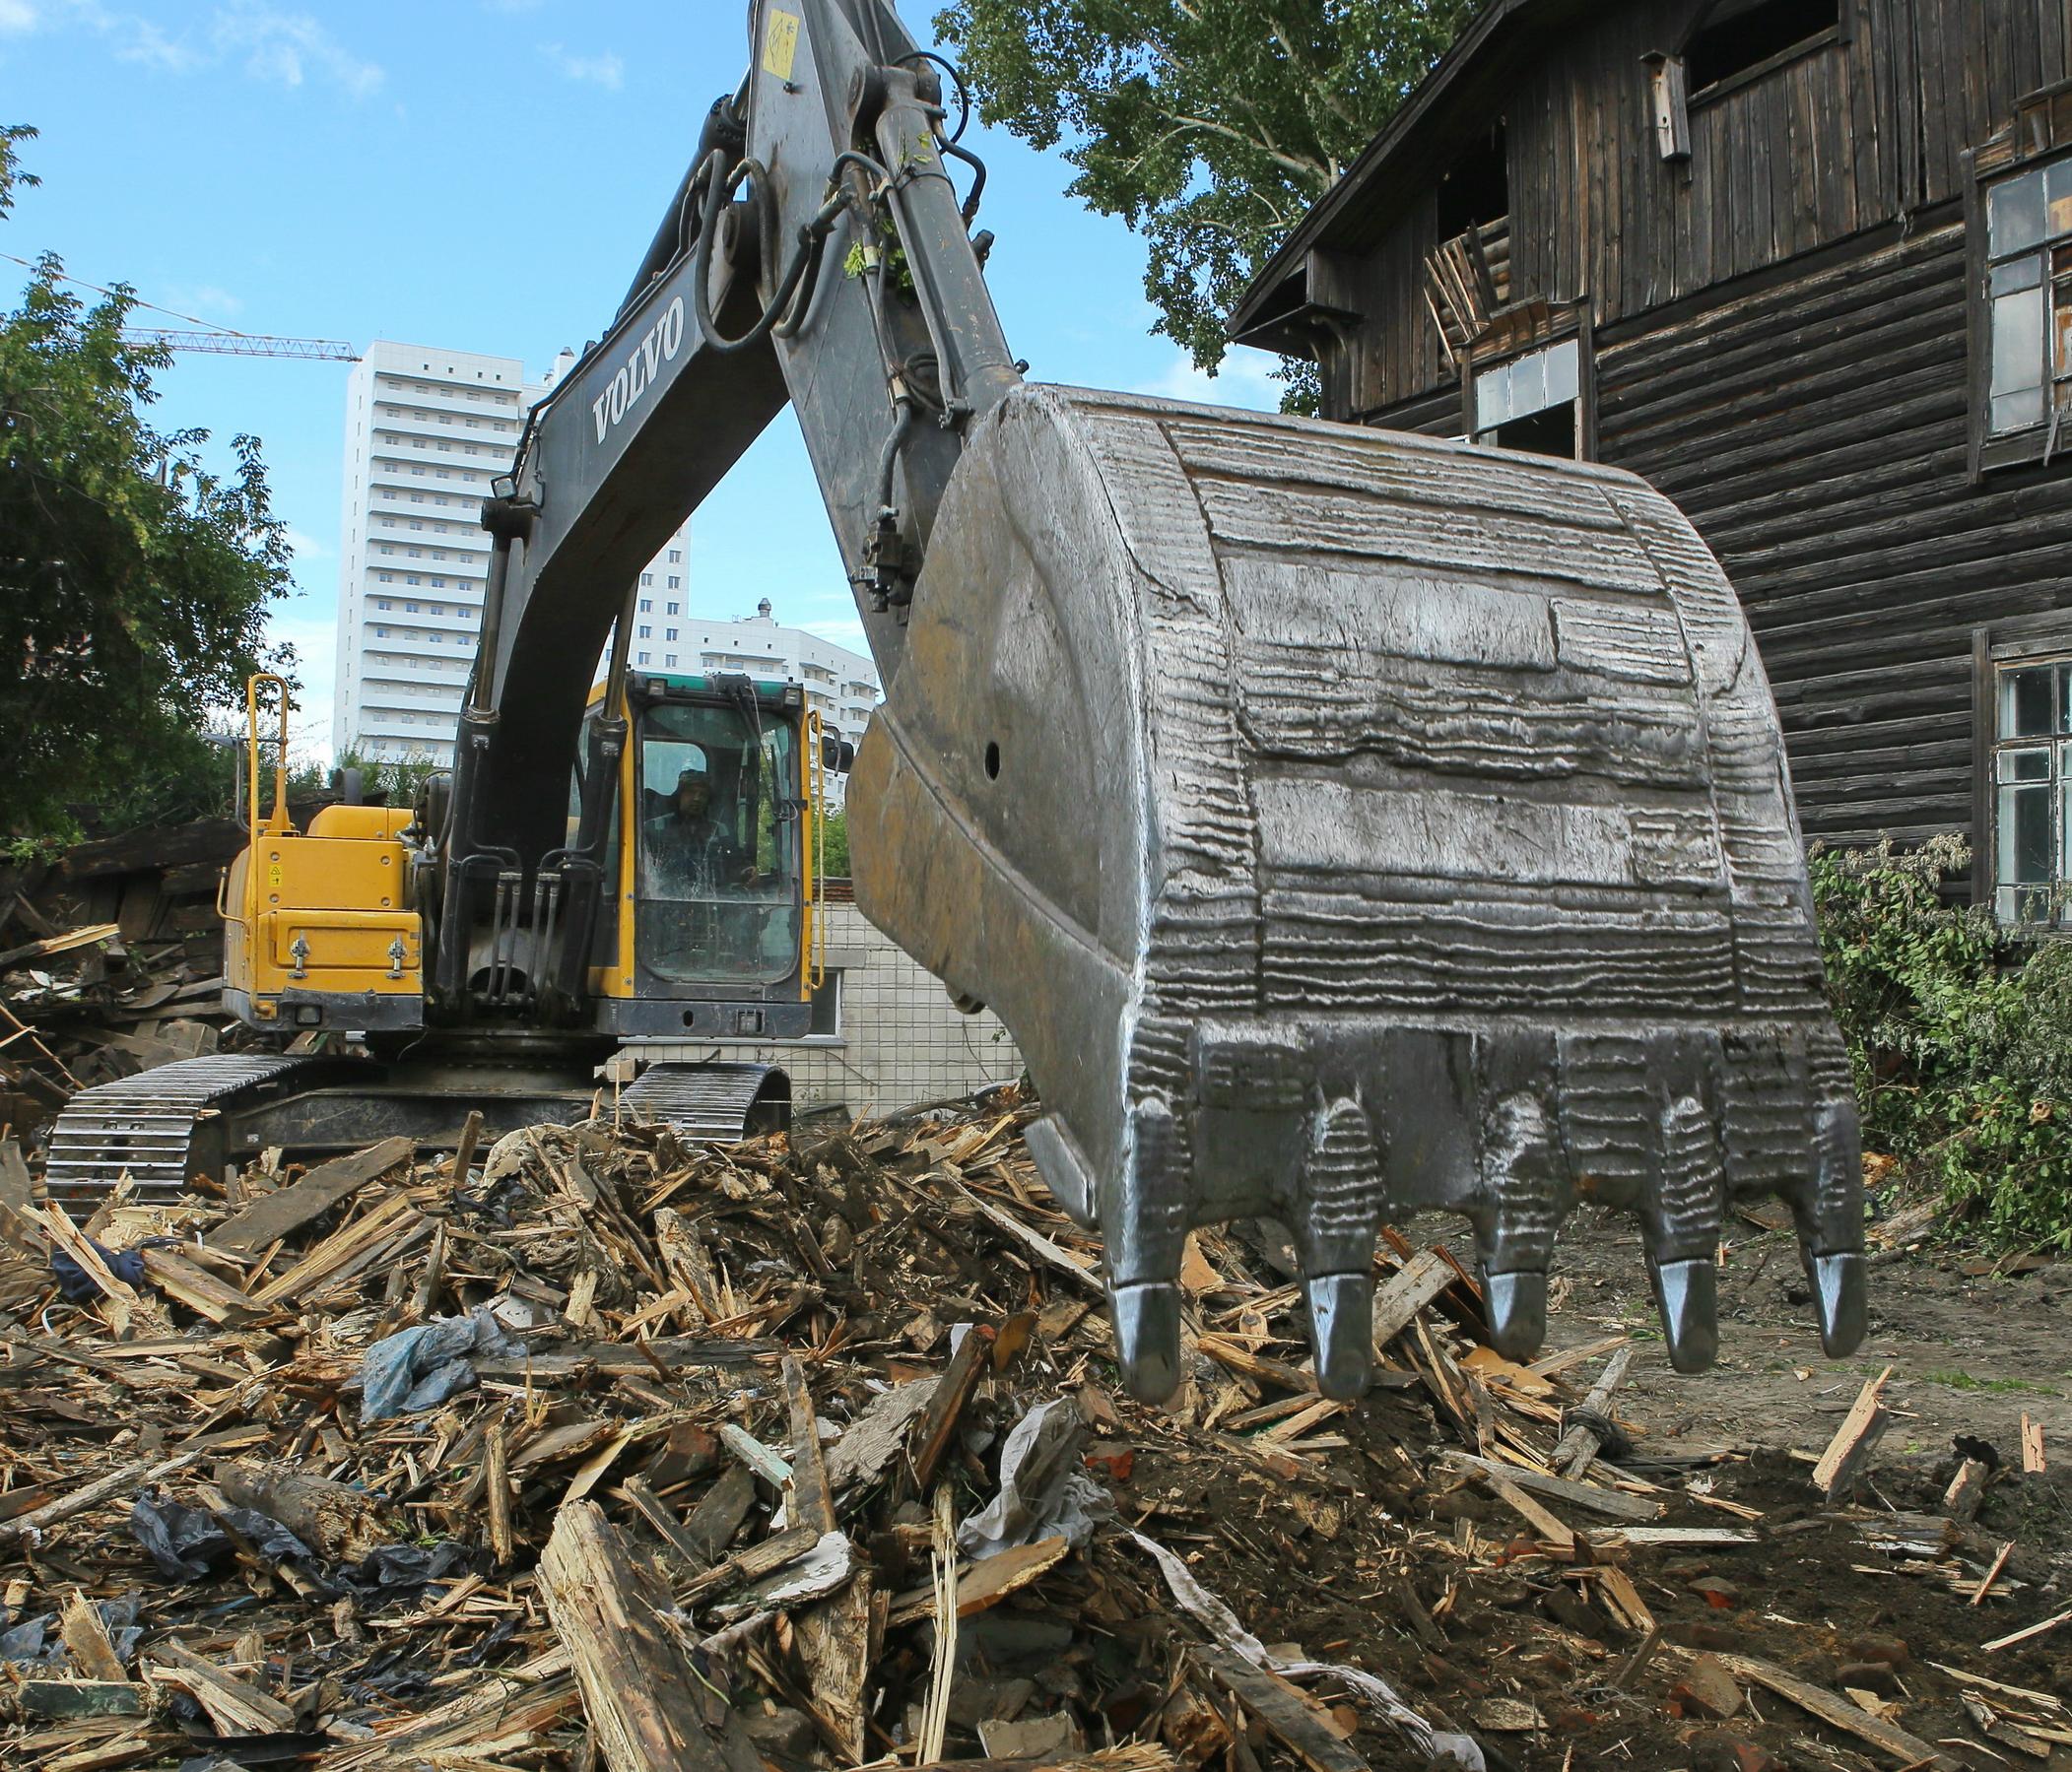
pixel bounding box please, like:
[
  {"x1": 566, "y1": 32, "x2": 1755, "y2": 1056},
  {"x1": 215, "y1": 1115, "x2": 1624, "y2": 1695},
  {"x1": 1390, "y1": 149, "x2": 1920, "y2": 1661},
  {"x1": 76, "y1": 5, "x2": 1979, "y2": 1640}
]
[{"x1": 849, "y1": 386, "x2": 1865, "y2": 1404}]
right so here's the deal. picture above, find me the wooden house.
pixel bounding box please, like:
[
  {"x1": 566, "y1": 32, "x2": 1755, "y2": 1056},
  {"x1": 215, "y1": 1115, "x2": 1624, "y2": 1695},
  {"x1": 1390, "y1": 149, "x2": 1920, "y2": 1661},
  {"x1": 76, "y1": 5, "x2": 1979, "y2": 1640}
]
[{"x1": 1230, "y1": 0, "x2": 2072, "y2": 919}]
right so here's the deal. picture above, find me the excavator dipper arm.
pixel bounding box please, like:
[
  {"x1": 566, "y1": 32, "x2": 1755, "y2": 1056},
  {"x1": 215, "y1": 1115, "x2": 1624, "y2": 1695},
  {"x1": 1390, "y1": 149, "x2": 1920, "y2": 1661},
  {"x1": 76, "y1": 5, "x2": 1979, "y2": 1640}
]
[{"x1": 455, "y1": 0, "x2": 1867, "y2": 1404}]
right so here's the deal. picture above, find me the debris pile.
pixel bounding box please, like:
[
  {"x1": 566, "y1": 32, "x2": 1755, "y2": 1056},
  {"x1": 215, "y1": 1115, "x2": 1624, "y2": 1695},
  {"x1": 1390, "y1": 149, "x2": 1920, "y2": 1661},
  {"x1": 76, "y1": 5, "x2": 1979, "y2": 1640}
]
[
  {"x1": 0, "y1": 818, "x2": 255, "y2": 1144},
  {"x1": 0, "y1": 1092, "x2": 2066, "y2": 1772}
]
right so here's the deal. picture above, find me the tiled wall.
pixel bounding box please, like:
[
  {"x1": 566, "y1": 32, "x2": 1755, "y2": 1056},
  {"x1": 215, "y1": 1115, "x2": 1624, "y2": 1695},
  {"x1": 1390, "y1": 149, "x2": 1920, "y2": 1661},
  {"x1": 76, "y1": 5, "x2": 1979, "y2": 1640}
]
[{"x1": 641, "y1": 900, "x2": 1024, "y2": 1117}]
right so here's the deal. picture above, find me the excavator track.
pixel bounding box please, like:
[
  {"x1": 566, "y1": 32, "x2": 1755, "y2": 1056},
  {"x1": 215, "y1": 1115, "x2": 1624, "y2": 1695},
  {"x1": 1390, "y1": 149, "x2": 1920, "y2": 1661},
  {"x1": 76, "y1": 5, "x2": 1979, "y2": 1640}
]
[
  {"x1": 43, "y1": 1054, "x2": 338, "y2": 1208},
  {"x1": 621, "y1": 1062, "x2": 790, "y2": 1141},
  {"x1": 43, "y1": 1055, "x2": 790, "y2": 1208}
]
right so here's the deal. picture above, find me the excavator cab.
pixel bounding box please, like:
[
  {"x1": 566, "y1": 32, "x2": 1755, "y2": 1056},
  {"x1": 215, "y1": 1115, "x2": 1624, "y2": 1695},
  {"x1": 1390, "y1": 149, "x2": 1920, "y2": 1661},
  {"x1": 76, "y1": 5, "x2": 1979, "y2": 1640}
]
[{"x1": 587, "y1": 669, "x2": 830, "y2": 1038}]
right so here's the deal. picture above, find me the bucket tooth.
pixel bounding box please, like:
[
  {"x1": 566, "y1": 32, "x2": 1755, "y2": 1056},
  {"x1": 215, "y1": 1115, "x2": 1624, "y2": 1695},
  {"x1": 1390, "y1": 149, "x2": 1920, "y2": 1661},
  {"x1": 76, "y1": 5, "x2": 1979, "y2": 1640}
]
[
  {"x1": 1640, "y1": 1072, "x2": 1728, "y2": 1375},
  {"x1": 1484, "y1": 1271, "x2": 1549, "y2": 1361},
  {"x1": 1796, "y1": 1091, "x2": 1868, "y2": 1356},
  {"x1": 1806, "y1": 1251, "x2": 1867, "y2": 1358},
  {"x1": 1297, "y1": 1098, "x2": 1386, "y2": 1399},
  {"x1": 1649, "y1": 1257, "x2": 1720, "y2": 1375},
  {"x1": 1110, "y1": 1280, "x2": 1184, "y2": 1404},
  {"x1": 1305, "y1": 1272, "x2": 1375, "y2": 1402},
  {"x1": 1474, "y1": 1047, "x2": 1568, "y2": 1361},
  {"x1": 1104, "y1": 1095, "x2": 1191, "y2": 1403}
]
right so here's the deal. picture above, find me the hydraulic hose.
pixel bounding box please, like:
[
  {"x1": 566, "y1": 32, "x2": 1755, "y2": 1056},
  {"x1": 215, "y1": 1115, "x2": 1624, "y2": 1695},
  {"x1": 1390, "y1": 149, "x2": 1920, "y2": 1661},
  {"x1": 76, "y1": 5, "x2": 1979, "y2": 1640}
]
[{"x1": 690, "y1": 151, "x2": 855, "y2": 355}]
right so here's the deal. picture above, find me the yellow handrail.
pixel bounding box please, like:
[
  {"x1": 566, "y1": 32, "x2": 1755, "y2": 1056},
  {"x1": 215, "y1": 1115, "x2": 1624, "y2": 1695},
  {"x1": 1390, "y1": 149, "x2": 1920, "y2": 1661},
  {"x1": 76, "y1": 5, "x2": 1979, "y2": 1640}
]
[
  {"x1": 804, "y1": 710, "x2": 827, "y2": 991},
  {"x1": 244, "y1": 674, "x2": 295, "y2": 838}
]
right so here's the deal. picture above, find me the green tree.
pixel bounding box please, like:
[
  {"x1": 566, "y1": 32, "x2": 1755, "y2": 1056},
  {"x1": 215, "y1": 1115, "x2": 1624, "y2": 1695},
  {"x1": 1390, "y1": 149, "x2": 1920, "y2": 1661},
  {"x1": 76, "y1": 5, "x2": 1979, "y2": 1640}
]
[
  {"x1": 933, "y1": 0, "x2": 1476, "y2": 396},
  {"x1": 818, "y1": 807, "x2": 852, "y2": 877},
  {"x1": 0, "y1": 126, "x2": 294, "y2": 845}
]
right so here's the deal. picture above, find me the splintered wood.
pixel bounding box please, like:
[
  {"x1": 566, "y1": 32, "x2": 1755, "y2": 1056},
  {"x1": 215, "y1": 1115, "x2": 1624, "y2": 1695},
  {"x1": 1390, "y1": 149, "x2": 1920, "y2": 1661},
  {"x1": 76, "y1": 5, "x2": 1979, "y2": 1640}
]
[
  {"x1": 0, "y1": 1087, "x2": 2064, "y2": 1772},
  {"x1": 1811, "y1": 1365, "x2": 1893, "y2": 1500}
]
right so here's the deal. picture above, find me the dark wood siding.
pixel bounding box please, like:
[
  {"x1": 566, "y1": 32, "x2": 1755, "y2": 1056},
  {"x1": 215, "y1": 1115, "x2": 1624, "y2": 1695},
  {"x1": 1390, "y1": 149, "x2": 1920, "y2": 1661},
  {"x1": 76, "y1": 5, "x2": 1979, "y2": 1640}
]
[
  {"x1": 1593, "y1": 216, "x2": 2069, "y2": 849},
  {"x1": 1338, "y1": 0, "x2": 2072, "y2": 867},
  {"x1": 1347, "y1": 0, "x2": 2068, "y2": 421}
]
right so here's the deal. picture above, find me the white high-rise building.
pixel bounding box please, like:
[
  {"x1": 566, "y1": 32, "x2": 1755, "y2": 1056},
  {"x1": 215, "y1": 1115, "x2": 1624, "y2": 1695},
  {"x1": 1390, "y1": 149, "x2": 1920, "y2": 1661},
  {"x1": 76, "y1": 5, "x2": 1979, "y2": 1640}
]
[
  {"x1": 331, "y1": 341, "x2": 693, "y2": 765},
  {"x1": 632, "y1": 596, "x2": 879, "y2": 749}
]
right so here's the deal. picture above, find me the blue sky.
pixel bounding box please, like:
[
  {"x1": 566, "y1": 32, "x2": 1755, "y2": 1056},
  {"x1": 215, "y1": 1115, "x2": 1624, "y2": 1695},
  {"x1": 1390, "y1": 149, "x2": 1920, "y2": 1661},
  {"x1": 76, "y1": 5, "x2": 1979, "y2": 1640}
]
[{"x1": 0, "y1": 0, "x2": 1284, "y2": 755}]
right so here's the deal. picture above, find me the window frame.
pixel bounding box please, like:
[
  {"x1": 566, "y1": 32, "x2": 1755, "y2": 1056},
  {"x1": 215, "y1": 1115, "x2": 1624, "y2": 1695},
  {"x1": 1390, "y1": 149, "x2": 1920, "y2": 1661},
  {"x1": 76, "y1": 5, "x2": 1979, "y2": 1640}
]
[
  {"x1": 1462, "y1": 316, "x2": 1597, "y2": 460},
  {"x1": 1971, "y1": 609, "x2": 2072, "y2": 924},
  {"x1": 1968, "y1": 142, "x2": 2072, "y2": 476},
  {"x1": 1682, "y1": 0, "x2": 1851, "y2": 111}
]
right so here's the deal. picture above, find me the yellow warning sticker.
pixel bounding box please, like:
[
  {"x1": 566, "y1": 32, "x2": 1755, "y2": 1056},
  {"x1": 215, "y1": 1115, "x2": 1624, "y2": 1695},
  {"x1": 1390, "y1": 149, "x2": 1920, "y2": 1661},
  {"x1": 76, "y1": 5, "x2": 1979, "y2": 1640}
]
[
  {"x1": 268, "y1": 862, "x2": 283, "y2": 889},
  {"x1": 763, "y1": 9, "x2": 800, "y2": 81}
]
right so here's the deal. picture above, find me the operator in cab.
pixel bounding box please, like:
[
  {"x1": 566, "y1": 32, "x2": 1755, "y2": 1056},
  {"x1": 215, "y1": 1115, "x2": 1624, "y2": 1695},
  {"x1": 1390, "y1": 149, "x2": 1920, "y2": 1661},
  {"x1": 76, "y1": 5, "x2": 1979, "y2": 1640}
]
[{"x1": 646, "y1": 766, "x2": 754, "y2": 895}]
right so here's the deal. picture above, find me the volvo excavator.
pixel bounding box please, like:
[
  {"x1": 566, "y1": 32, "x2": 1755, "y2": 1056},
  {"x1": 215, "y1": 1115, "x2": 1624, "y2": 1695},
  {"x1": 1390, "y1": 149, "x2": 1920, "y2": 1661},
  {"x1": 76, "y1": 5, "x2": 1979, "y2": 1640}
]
[{"x1": 44, "y1": 0, "x2": 1868, "y2": 1407}]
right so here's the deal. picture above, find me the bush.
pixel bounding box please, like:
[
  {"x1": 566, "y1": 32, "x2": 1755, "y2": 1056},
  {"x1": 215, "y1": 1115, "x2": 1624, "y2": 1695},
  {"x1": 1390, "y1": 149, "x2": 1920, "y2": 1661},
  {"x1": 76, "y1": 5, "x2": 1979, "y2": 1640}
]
[{"x1": 1811, "y1": 836, "x2": 2072, "y2": 1250}]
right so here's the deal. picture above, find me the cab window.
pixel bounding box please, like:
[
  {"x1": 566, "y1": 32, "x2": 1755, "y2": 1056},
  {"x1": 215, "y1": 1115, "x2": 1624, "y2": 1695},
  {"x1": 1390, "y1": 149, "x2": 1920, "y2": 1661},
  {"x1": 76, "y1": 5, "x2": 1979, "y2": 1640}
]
[{"x1": 636, "y1": 700, "x2": 800, "y2": 985}]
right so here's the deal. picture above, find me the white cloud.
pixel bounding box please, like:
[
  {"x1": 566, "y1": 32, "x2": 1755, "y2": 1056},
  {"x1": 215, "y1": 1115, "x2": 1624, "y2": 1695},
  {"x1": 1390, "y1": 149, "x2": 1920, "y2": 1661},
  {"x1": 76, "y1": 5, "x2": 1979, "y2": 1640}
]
[
  {"x1": 167, "y1": 281, "x2": 242, "y2": 318},
  {"x1": 1132, "y1": 348, "x2": 1285, "y2": 413},
  {"x1": 21, "y1": 1, "x2": 378, "y2": 93},
  {"x1": 264, "y1": 603, "x2": 338, "y2": 750},
  {"x1": 802, "y1": 618, "x2": 870, "y2": 652},
  {"x1": 213, "y1": 2, "x2": 383, "y2": 98},
  {"x1": 539, "y1": 40, "x2": 622, "y2": 89},
  {"x1": 281, "y1": 525, "x2": 327, "y2": 561}
]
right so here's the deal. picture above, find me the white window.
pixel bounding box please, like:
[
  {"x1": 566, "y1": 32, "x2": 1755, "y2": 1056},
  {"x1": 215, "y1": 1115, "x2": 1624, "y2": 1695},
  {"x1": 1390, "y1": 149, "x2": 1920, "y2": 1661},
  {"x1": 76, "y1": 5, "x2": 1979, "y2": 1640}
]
[
  {"x1": 667, "y1": 575, "x2": 682, "y2": 590},
  {"x1": 668, "y1": 549, "x2": 684, "y2": 564},
  {"x1": 1473, "y1": 338, "x2": 1582, "y2": 457},
  {"x1": 637, "y1": 650, "x2": 652, "y2": 665},
  {"x1": 665, "y1": 627, "x2": 679, "y2": 641},
  {"x1": 666, "y1": 601, "x2": 681, "y2": 616},
  {"x1": 639, "y1": 598, "x2": 653, "y2": 613},
  {"x1": 1982, "y1": 157, "x2": 2072, "y2": 439},
  {"x1": 638, "y1": 623, "x2": 653, "y2": 638},
  {"x1": 1990, "y1": 653, "x2": 2072, "y2": 924},
  {"x1": 664, "y1": 653, "x2": 679, "y2": 667}
]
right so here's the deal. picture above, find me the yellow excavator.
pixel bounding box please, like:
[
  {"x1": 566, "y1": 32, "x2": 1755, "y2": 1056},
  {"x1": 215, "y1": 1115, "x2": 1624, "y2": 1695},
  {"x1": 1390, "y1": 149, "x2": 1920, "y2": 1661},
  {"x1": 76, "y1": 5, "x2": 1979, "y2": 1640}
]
[{"x1": 45, "y1": 0, "x2": 1868, "y2": 1405}]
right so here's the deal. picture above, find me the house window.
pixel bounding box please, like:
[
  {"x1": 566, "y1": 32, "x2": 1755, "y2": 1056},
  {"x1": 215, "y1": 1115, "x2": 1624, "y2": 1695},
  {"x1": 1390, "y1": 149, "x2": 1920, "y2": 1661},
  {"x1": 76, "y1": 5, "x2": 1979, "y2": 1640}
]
[
  {"x1": 1437, "y1": 122, "x2": 1508, "y2": 241},
  {"x1": 1472, "y1": 338, "x2": 1582, "y2": 457},
  {"x1": 1988, "y1": 654, "x2": 2072, "y2": 925},
  {"x1": 1687, "y1": 0, "x2": 1841, "y2": 98},
  {"x1": 1981, "y1": 157, "x2": 2072, "y2": 440}
]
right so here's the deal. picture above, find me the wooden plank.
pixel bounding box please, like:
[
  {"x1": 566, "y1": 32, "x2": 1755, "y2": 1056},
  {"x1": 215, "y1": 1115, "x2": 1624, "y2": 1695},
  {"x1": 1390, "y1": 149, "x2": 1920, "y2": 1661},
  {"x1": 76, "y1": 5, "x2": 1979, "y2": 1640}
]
[
  {"x1": 1704, "y1": 1649, "x2": 1963, "y2": 1770},
  {"x1": 148, "y1": 1641, "x2": 298, "y2": 1737},
  {"x1": 1437, "y1": 1451, "x2": 1661, "y2": 1523},
  {"x1": 1553, "y1": 1346, "x2": 1634, "y2": 1478},
  {"x1": 1478, "y1": 1465, "x2": 1576, "y2": 1552},
  {"x1": 1370, "y1": 1248, "x2": 1453, "y2": 1348},
  {"x1": 885, "y1": 1535, "x2": 1075, "y2": 1629},
  {"x1": 785, "y1": 1354, "x2": 873, "y2": 1763},
  {"x1": 60, "y1": 1590, "x2": 130, "y2": 1682},
  {"x1": 138, "y1": 1249, "x2": 259, "y2": 1326},
  {"x1": 538, "y1": 1500, "x2": 739, "y2": 1772},
  {"x1": 244, "y1": 1188, "x2": 419, "y2": 1308},
  {"x1": 1193, "y1": 1646, "x2": 1367, "y2": 1772},
  {"x1": 1982, "y1": 1607, "x2": 2072, "y2": 1655},
  {"x1": 679, "y1": 1523, "x2": 823, "y2": 1605},
  {"x1": 206, "y1": 1136, "x2": 416, "y2": 1256},
  {"x1": 2021, "y1": 1413, "x2": 2046, "y2": 1474},
  {"x1": 1811, "y1": 1366, "x2": 1892, "y2": 1499}
]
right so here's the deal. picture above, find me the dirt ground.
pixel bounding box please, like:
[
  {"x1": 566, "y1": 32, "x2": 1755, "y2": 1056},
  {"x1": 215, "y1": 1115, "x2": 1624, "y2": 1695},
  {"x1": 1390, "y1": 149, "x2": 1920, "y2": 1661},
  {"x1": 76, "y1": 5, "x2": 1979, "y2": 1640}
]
[
  {"x1": 1108, "y1": 1211, "x2": 2072, "y2": 1772},
  {"x1": 1545, "y1": 1208, "x2": 2072, "y2": 1475}
]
